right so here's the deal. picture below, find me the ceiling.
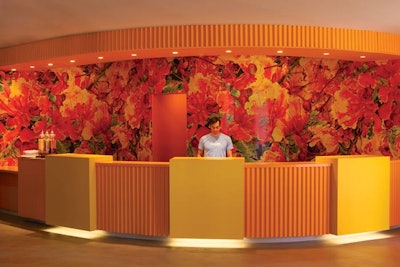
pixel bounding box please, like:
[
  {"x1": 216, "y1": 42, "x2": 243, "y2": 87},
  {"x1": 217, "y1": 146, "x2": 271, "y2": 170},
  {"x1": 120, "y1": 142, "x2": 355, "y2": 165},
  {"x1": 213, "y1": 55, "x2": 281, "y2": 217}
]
[{"x1": 1, "y1": 0, "x2": 400, "y2": 68}]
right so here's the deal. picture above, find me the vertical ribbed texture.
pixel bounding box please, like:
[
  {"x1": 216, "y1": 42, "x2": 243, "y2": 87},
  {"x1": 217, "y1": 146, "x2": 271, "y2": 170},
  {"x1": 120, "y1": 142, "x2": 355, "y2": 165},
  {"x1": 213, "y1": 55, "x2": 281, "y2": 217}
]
[
  {"x1": 1, "y1": 24, "x2": 400, "y2": 67},
  {"x1": 390, "y1": 160, "x2": 400, "y2": 227},
  {"x1": 244, "y1": 163, "x2": 331, "y2": 238},
  {"x1": 96, "y1": 162, "x2": 169, "y2": 236}
]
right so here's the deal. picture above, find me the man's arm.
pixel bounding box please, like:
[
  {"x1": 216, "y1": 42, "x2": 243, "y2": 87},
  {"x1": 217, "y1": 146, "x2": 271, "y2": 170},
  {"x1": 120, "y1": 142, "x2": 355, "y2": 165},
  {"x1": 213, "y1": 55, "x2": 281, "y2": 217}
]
[
  {"x1": 226, "y1": 135, "x2": 233, "y2": 157},
  {"x1": 197, "y1": 149, "x2": 204, "y2": 157}
]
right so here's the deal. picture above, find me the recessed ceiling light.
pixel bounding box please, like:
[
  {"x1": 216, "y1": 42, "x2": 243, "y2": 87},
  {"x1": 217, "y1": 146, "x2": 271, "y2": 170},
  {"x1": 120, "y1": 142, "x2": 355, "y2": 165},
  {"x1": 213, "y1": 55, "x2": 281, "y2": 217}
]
[
  {"x1": 30, "y1": 65, "x2": 35, "y2": 69},
  {"x1": 323, "y1": 52, "x2": 330, "y2": 56},
  {"x1": 360, "y1": 55, "x2": 366, "y2": 59},
  {"x1": 11, "y1": 68, "x2": 16, "y2": 72},
  {"x1": 70, "y1": 59, "x2": 76, "y2": 63},
  {"x1": 172, "y1": 51, "x2": 178, "y2": 55},
  {"x1": 48, "y1": 63, "x2": 53, "y2": 66},
  {"x1": 131, "y1": 53, "x2": 137, "y2": 57},
  {"x1": 277, "y1": 50, "x2": 283, "y2": 54},
  {"x1": 225, "y1": 49, "x2": 232, "y2": 53},
  {"x1": 98, "y1": 56, "x2": 104, "y2": 60}
]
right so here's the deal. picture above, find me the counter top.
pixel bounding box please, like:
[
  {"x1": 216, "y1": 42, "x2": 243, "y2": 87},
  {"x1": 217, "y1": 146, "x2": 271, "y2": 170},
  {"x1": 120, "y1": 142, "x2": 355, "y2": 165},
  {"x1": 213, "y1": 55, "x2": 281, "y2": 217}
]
[{"x1": 0, "y1": 166, "x2": 18, "y2": 173}]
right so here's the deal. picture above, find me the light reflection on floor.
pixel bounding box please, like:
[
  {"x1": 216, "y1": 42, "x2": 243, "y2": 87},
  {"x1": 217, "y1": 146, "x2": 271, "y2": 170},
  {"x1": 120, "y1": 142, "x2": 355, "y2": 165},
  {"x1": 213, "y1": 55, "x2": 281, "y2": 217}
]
[{"x1": 43, "y1": 225, "x2": 395, "y2": 248}]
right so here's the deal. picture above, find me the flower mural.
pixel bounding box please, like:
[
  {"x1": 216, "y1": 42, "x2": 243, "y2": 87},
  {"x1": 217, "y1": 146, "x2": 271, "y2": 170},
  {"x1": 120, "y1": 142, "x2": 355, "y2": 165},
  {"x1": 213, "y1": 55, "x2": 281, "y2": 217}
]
[{"x1": 0, "y1": 55, "x2": 400, "y2": 166}]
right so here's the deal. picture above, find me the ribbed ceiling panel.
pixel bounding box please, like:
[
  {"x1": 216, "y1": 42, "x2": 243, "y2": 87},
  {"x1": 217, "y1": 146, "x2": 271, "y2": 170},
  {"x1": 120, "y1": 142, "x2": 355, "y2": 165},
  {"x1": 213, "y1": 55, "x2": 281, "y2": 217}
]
[{"x1": 1, "y1": 24, "x2": 400, "y2": 69}]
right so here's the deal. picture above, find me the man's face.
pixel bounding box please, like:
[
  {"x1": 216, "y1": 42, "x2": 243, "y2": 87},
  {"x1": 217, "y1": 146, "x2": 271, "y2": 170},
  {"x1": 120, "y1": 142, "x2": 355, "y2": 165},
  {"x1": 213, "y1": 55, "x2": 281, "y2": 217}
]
[{"x1": 209, "y1": 121, "x2": 221, "y2": 136}]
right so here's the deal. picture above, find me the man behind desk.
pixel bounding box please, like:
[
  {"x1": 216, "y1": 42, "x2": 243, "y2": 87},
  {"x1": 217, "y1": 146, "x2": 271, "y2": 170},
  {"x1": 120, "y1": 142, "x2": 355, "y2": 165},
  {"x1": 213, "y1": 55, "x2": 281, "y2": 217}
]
[{"x1": 197, "y1": 117, "x2": 233, "y2": 157}]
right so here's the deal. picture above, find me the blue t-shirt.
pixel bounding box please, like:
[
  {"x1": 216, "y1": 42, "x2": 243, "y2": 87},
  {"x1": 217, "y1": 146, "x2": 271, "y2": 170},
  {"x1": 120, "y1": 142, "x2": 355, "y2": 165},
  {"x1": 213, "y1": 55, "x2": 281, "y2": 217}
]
[{"x1": 198, "y1": 133, "x2": 233, "y2": 157}]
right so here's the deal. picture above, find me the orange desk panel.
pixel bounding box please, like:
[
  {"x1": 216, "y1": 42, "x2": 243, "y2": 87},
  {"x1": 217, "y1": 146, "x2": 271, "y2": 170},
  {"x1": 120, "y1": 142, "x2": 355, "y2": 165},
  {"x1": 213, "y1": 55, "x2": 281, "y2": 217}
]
[
  {"x1": 0, "y1": 166, "x2": 18, "y2": 212},
  {"x1": 18, "y1": 157, "x2": 45, "y2": 221},
  {"x1": 390, "y1": 160, "x2": 400, "y2": 227},
  {"x1": 96, "y1": 161, "x2": 169, "y2": 236},
  {"x1": 244, "y1": 162, "x2": 331, "y2": 238}
]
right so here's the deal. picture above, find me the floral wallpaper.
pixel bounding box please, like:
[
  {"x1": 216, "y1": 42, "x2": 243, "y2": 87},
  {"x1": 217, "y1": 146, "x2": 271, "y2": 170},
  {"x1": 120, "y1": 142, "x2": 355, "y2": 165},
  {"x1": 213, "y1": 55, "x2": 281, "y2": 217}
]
[{"x1": 0, "y1": 55, "x2": 399, "y2": 166}]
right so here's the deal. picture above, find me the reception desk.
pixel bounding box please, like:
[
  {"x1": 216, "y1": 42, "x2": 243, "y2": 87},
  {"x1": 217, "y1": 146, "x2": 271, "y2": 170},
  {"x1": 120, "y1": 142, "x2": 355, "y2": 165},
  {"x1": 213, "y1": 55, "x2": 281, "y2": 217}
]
[
  {"x1": 4, "y1": 154, "x2": 400, "y2": 243},
  {"x1": 95, "y1": 158, "x2": 331, "y2": 239}
]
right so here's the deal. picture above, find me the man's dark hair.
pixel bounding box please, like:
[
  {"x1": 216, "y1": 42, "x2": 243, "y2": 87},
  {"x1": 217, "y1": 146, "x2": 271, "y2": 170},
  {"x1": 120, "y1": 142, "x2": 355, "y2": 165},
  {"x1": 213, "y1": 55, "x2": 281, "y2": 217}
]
[{"x1": 206, "y1": 116, "x2": 221, "y2": 127}]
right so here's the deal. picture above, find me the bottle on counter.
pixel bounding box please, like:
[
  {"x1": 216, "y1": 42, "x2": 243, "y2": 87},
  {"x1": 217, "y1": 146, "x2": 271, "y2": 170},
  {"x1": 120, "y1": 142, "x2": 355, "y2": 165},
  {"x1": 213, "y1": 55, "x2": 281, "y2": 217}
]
[
  {"x1": 49, "y1": 130, "x2": 56, "y2": 154},
  {"x1": 44, "y1": 131, "x2": 50, "y2": 155},
  {"x1": 38, "y1": 130, "x2": 45, "y2": 156}
]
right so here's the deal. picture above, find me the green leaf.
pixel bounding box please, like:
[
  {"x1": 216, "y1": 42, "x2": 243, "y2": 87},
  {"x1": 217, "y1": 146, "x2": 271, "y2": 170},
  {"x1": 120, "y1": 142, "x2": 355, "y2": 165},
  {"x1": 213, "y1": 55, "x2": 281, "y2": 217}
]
[
  {"x1": 230, "y1": 88, "x2": 240, "y2": 98},
  {"x1": 234, "y1": 140, "x2": 258, "y2": 162},
  {"x1": 162, "y1": 83, "x2": 183, "y2": 93},
  {"x1": 56, "y1": 140, "x2": 72, "y2": 153}
]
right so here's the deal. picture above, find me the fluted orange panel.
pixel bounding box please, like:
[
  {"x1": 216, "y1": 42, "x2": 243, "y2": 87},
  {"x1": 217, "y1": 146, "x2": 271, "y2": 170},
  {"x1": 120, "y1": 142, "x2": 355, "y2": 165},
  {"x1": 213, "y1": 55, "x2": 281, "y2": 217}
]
[
  {"x1": 390, "y1": 160, "x2": 400, "y2": 227},
  {"x1": 96, "y1": 162, "x2": 169, "y2": 237},
  {"x1": 2, "y1": 24, "x2": 400, "y2": 70},
  {"x1": 244, "y1": 162, "x2": 331, "y2": 238}
]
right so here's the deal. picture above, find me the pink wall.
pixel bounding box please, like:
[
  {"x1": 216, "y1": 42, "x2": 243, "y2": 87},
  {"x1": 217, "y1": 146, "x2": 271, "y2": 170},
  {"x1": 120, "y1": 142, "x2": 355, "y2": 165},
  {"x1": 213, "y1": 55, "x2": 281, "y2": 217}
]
[{"x1": 152, "y1": 94, "x2": 187, "y2": 162}]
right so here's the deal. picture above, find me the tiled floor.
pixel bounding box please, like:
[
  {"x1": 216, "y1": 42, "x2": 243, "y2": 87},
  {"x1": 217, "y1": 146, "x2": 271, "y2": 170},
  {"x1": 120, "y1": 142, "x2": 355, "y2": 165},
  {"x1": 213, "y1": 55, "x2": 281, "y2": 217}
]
[{"x1": 1, "y1": 212, "x2": 400, "y2": 267}]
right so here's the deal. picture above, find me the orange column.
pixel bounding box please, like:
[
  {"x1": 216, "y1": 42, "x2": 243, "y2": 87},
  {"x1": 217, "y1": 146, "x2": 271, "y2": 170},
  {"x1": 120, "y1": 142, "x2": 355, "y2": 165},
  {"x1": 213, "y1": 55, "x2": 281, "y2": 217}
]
[{"x1": 152, "y1": 94, "x2": 187, "y2": 162}]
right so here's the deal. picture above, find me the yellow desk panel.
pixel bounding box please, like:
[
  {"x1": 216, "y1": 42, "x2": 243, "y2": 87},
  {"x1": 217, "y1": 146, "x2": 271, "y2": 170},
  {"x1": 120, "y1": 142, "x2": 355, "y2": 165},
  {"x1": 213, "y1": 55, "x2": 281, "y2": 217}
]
[
  {"x1": 316, "y1": 155, "x2": 390, "y2": 235},
  {"x1": 45, "y1": 153, "x2": 113, "y2": 231},
  {"x1": 170, "y1": 157, "x2": 244, "y2": 239}
]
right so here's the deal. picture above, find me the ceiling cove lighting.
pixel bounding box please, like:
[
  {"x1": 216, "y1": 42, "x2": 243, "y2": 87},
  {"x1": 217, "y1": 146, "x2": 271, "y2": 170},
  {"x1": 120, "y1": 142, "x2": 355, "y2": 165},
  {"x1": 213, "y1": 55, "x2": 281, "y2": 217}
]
[{"x1": 1, "y1": 24, "x2": 400, "y2": 70}]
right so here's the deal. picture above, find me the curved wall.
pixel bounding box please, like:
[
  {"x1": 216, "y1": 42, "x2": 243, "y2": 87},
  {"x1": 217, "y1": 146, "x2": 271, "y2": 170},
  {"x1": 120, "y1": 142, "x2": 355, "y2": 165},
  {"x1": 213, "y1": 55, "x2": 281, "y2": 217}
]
[{"x1": 1, "y1": 24, "x2": 400, "y2": 165}]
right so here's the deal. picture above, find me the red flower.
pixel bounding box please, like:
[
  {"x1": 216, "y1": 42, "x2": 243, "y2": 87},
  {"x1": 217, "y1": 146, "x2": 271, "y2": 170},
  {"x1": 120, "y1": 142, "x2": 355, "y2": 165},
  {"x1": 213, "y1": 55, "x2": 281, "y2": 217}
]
[{"x1": 19, "y1": 128, "x2": 36, "y2": 142}]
